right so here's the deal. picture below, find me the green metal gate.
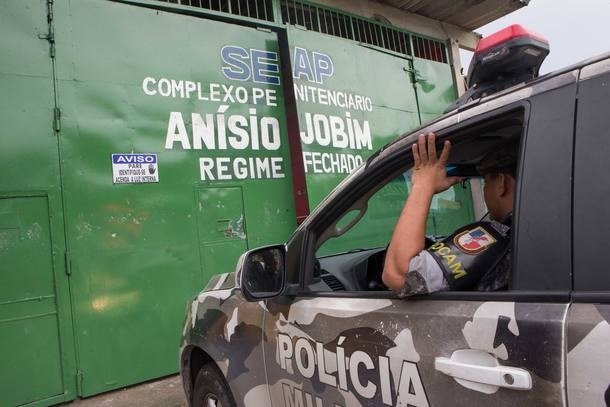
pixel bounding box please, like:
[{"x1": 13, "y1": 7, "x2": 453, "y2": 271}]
[
  {"x1": 0, "y1": 0, "x2": 468, "y2": 404},
  {"x1": 0, "y1": 198, "x2": 64, "y2": 407},
  {"x1": 52, "y1": 0, "x2": 296, "y2": 396},
  {"x1": 284, "y1": 25, "x2": 471, "y2": 255},
  {"x1": 0, "y1": 1, "x2": 77, "y2": 406}
]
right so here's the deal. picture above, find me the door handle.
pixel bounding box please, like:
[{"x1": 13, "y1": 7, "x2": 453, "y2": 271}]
[{"x1": 435, "y1": 349, "x2": 532, "y2": 394}]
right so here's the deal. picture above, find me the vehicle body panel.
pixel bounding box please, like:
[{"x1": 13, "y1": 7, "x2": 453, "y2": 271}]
[
  {"x1": 261, "y1": 297, "x2": 566, "y2": 407},
  {"x1": 182, "y1": 273, "x2": 271, "y2": 406},
  {"x1": 567, "y1": 59, "x2": 610, "y2": 406},
  {"x1": 567, "y1": 304, "x2": 610, "y2": 406}
]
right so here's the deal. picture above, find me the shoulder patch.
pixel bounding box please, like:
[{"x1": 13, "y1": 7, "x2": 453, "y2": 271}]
[{"x1": 453, "y1": 226, "x2": 497, "y2": 254}]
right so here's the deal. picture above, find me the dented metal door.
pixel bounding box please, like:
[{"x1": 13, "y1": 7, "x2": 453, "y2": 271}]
[{"x1": 197, "y1": 187, "x2": 248, "y2": 276}]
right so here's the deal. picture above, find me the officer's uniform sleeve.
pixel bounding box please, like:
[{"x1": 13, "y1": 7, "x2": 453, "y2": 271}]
[
  {"x1": 398, "y1": 251, "x2": 450, "y2": 298},
  {"x1": 426, "y1": 221, "x2": 510, "y2": 291},
  {"x1": 397, "y1": 221, "x2": 510, "y2": 297}
]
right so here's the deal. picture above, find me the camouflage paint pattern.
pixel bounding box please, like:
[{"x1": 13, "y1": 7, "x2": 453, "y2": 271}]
[
  {"x1": 567, "y1": 304, "x2": 610, "y2": 406},
  {"x1": 182, "y1": 274, "x2": 568, "y2": 406}
]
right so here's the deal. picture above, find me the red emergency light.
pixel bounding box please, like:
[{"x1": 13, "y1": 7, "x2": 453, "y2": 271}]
[
  {"x1": 445, "y1": 25, "x2": 550, "y2": 112},
  {"x1": 467, "y1": 24, "x2": 550, "y2": 89}
]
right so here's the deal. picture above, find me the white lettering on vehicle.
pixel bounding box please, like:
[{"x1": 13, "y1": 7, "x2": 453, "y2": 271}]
[{"x1": 276, "y1": 333, "x2": 429, "y2": 407}]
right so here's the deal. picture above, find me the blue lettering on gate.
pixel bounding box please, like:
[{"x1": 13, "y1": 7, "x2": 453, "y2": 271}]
[
  {"x1": 221, "y1": 45, "x2": 280, "y2": 85},
  {"x1": 112, "y1": 154, "x2": 157, "y2": 164},
  {"x1": 221, "y1": 46, "x2": 252, "y2": 82},
  {"x1": 251, "y1": 49, "x2": 280, "y2": 85},
  {"x1": 220, "y1": 45, "x2": 335, "y2": 85},
  {"x1": 293, "y1": 47, "x2": 334, "y2": 84},
  {"x1": 312, "y1": 51, "x2": 333, "y2": 83},
  {"x1": 220, "y1": 45, "x2": 333, "y2": 85},
  {"x1": 293, "y1": 47, "x2": 315, "y2": 82}
]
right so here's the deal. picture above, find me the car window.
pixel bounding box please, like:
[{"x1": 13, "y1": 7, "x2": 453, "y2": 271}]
[
  {"x1": 307, "y1": 109, "x2": 530, "y2": 295},
  {"x1": 310, "y1": 169, "x2": 484, "y2": 294},
  {"x1": 317, "y1": 171, "x2": 478, "y2": 257}
]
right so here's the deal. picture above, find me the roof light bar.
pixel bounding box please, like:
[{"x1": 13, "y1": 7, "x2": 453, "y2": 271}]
[
  {"x1": 475, "y1": 24, "x2": 548, "y2": 54},
  {"x1": 467, "y1": 24, "x2": 550, "y2": 88},
  {"x1": 445, "y1": 24, "x2": 550, "y2": 113}
]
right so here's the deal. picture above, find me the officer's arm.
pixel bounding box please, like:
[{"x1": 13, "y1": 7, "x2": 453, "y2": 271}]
[
  {"x1": 383, "y1": 133, "x2": 459, "y2": 292},
  {"x1": 383, "y1": 182, "x2": 434, "y2": 291}
]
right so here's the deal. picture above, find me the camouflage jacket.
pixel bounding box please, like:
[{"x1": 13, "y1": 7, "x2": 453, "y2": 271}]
[{"x1": 399, "y1": 214, "x2": 512, "y2": 297}]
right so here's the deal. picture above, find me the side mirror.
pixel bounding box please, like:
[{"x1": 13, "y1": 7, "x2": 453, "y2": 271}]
[{"x1": 239, "y1": 245, "x2": 286, "y2": 301}]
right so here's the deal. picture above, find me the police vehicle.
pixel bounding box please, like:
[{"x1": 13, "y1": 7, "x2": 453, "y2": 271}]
[{"x1": 180, "y1": 25, "x2": 610, "y2": 407}]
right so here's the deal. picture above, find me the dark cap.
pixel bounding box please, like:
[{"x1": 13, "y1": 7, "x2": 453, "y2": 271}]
[{"x1": 476, "y1": 141, "x2": 519, "y2": 176}]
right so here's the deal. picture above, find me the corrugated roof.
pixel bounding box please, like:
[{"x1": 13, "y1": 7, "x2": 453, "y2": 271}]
[{"x1": 375, "y1": 0, "x2": 529, "y2": 30}]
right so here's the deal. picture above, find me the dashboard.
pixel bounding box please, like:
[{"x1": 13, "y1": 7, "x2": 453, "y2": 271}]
[
  {"x1": 309, "y1": 236, "x2": 439, "y2": 293},
  {"x1": 309, "y1": 247, "x2": 389, "y2": 292}
]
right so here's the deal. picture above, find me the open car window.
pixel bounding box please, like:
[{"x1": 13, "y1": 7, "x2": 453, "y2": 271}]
[
  {"x1": 316, "y1": 171, "x2": 479, "y2": 257},
  {"x1": 309, "y1": 172, "x2": 482, "y2": 293},
  {"x1": 307, "y1": 109, "x2": 524, "y2": 294}
]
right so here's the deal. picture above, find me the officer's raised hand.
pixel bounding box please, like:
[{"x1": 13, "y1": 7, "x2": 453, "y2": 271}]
[
  {"x1": 411, "y1": 133, "x2": 460, "y2": 193},
  {"x1": 383, "y1": 132, "x2": 459, "y2": 292}
]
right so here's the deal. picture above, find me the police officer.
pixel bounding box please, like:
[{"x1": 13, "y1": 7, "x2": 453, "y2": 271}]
[{"x1": 382, "y1": 132, "x2": 517, "y2": 296}]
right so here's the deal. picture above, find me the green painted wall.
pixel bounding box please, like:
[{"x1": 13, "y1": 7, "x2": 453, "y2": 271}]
[{"x1": 0, "y1": 0, "x2": 464, "y2": 404}]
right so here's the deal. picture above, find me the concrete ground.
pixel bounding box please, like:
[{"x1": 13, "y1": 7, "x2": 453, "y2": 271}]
[{"x1": 61, "y1": 375, "x2": 187, "y2": 407}]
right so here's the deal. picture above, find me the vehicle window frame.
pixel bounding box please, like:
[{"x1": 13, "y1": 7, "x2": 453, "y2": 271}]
[
  {"x1": 293, "y1": 101, "x2": 570, "y2": 302},
  {"x1": 510, "y1": 78, "x2": 576, "y2": 292},
  {"x1": 572, "y1": 64, "x2": 610, "y2": 298}
]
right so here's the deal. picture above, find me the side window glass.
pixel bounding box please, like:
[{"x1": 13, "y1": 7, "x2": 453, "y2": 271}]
[
  {"x1": 310, "y1": 110, "x2": 526, "y2": 295},
  {"x1": 317, "y1": 172, "x2": 476, "y2": 257}
]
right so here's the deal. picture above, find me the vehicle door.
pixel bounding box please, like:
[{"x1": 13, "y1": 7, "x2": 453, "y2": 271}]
[
  {"x1": 260, "y1": 84, "x2": 575, "y2": 406},
  {"x1": 568, "y1": 57, "x2": 610, "y2": 407}
]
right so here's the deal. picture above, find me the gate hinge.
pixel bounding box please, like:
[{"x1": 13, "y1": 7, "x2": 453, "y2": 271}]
[
  {"x1": 54, "y1": 107, "x2": 61, "y2": 133},
  {"x1": 49, "y1": 37, "x2": 56, "y2": 59},
  {"x1": 37, "y1": 32, "x2": 56, "y2": 58},
  {"x1": 38, "y1": 0, "x2": 56, "y2": 58},
  {"x1": 76, "y1": 370, "x2": 84, "y2": 395},
  {"x1": 45, "y1": 0, "x2": 54, "y2": 23},
  {"x1": 64, "y1": 249, "x2": 71, "y2": 275}
]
